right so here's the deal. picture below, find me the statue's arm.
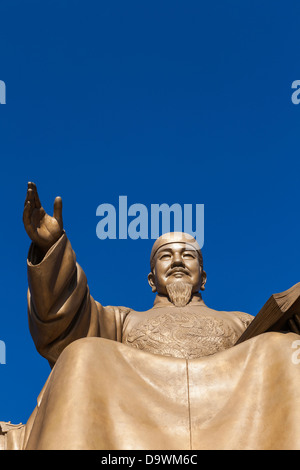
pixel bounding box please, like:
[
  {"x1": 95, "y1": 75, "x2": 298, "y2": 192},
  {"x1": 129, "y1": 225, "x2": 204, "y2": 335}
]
[
  {"x1": 24, "y1": 183, "x2": 129, "y2": 367},
  {"x1": 27, "y1": 232, "x2": 103, "y2": 366}
]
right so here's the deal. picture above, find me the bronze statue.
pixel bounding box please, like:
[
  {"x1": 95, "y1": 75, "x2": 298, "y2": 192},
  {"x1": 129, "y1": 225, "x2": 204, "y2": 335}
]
[
  {"x1": 2, "y1": 182, "x2": 300, "y2": 450},
  {"x1": 23, "y1": 182, "x2": 254, "y2": 365}
]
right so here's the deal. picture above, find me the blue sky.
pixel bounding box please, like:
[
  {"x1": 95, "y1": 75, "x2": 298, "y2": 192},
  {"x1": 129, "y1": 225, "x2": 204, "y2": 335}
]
[{"x1": 1, "y1": 0, "x2": 300, "y2": 424}]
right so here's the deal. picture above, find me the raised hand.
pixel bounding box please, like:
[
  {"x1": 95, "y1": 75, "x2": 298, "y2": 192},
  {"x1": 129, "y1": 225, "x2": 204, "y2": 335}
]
[{"x1": 23, "y1": 182, "x2": 63, "y2": 254}]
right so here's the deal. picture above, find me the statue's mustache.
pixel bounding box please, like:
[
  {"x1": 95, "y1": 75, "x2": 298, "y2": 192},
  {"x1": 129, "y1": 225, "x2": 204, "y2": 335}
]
[{"x1": 167, "y1": 267, "x2": 190, "y2": 277}]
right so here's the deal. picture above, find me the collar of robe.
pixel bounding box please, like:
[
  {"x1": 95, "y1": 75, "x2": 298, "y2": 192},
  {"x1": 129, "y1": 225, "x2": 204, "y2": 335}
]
[{"x1": 152, "y1": 292, "x2": 206, "y2": 309}]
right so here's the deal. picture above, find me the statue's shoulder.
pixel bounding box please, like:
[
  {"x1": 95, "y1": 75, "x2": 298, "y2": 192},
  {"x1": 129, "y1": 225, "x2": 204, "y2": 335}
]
[
  {"x1": 116, "y1": 306, "x2": 132, "y2": 316},
  {"x1": 230, "y1": 310, "x2": 254, "y2": 328},
  {"x1": 203, "y1": 304, "x2": 254, "y2": 328},
  {"x1": 102, "y1": 304, "x2": 132, "y2": 319}
]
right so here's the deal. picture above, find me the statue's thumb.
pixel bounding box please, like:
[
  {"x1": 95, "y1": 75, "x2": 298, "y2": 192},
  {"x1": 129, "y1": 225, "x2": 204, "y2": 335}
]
[{"x1": 53, "y1": 197, "x2": 63, "y2": 226}]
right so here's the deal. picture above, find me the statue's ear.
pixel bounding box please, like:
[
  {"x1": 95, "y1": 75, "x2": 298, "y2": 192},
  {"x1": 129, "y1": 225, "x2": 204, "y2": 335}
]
[
  {"x1": 148, "y1": 272, "x2": 157, "y2": 293},
  {"x1": 200, "y1": 270, "x2": 207, "y2": 291}
]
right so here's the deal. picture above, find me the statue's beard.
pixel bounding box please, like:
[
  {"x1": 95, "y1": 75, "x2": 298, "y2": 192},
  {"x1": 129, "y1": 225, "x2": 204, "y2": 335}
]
[{"x1": 166, "y1": 281, "x2": 193, "y2": 307}]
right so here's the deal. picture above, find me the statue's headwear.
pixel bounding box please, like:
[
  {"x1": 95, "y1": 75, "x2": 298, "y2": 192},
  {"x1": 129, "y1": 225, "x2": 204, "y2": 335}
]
[{"x1": 150, "y1": 232, "x2": 203, "y2": 270}]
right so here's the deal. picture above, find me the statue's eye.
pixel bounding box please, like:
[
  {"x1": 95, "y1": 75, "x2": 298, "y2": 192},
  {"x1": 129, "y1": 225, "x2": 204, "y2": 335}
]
[
  {"x1": 159, "y1": 253, "x2": 171, "y2": 260},
  {"x1": 183, "y1": 252, "x2": 195, "y2": 259}
]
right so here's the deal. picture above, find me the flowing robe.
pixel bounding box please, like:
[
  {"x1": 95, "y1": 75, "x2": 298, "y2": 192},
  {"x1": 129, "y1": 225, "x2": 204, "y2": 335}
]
[{"x1": 4, "y1": 233, "x2": 300, "y2": 450}]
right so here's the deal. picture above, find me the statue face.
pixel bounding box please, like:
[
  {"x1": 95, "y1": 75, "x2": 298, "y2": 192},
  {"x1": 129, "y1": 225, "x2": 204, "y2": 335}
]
[{"x1": 148, "y1": 242, "x2": 205, "y2": 295}]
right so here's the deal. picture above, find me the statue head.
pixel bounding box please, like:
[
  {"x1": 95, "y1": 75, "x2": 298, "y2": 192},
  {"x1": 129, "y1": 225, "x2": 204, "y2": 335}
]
[{"x1": 148, "y1": 232, "x2": 207, "y2": 307}]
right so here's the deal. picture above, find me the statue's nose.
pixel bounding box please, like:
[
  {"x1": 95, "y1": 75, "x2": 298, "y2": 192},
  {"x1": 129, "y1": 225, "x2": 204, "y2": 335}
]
[{"x1": 171, "y1": 253, "x2": 184, "y2": 267}]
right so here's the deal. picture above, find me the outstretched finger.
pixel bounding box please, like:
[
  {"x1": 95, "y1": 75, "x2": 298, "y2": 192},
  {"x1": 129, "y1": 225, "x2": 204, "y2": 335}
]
[
  {"x1": 23, "y1": 200, "x2": 34, "y2": 234},
  {"x1": 53, "y1": 196, "x2": 63, "y2": 227},
  {"x1": 23, "y1": 201, "x2": 39, "y2": 244},
  {"x1": 28, "y1": 182, "x2": 41, "y2": 208},
  {"x1": 24, "y1": 187, "x2": 35, "y2": 208}
]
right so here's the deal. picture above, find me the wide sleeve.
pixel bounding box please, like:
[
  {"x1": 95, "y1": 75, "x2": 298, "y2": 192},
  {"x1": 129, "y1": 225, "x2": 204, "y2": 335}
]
[{"x1": 27, "y1": 232, "x2": 130, "y2": 367}]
